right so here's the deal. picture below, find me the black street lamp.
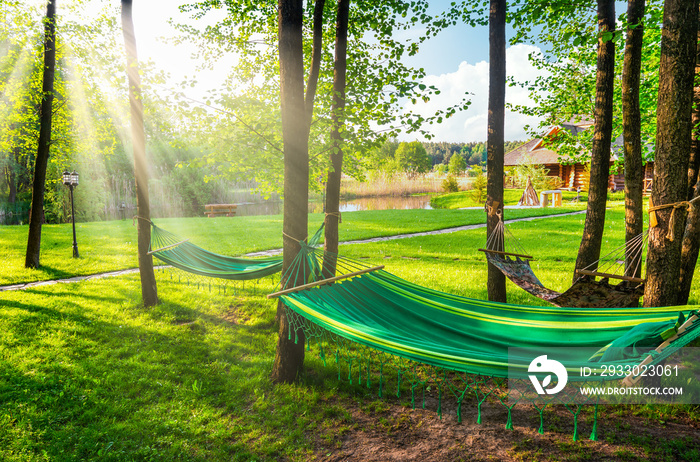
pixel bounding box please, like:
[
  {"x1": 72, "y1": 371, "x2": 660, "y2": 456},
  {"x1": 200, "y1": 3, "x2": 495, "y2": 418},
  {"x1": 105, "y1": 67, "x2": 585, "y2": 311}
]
[{"x1": 62, "y1": 170, "x2": 79, "y2": 258}]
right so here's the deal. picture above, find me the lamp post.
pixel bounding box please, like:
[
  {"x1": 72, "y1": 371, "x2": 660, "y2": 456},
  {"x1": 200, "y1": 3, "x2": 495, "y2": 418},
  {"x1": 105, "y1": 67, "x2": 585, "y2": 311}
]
[{"x1": 62, "y1": 170, "x2": 79, "y2": 258}]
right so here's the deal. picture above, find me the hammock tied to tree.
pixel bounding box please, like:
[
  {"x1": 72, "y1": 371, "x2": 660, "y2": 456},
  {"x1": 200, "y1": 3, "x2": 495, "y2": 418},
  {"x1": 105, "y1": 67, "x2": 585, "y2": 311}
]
[
  {"x1": 480, "y1": 210, "x2": 646, "y2": 308},
  {"x1": 268, "y1": 243, "x2": 700, "y2": 440},
  {"x1": 146, "y1": 220, "x2": 324, "y2": 281}
]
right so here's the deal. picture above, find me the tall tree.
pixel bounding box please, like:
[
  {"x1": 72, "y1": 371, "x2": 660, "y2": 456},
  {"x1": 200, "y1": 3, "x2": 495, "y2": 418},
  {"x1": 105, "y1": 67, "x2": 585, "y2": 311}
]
[
  {"x1": 25, "y1": 0, "x2": 56, "y2": 269},
  {"x1": 621, "y1": 0, "x2": 645, "y2": 278},
  {"x1": 121, "y1": 0, "x2": 158, "y2": 307},
  {"x1": 675, "y1": 5, "x2": 700, "y2": 305},
  {"x1": 486, "y1": 0, "x2": 506, "y2": 303},
  {"x1": 323, "y1": 0, "x2": 350, "y2": 275},
  {"x1": 644, "y1": 0, "x2": 699, "y2": 307},
  {"x1": 271, "y1": 0, "x2": 312, "y2": 384},
  {"x1": 573, "y1": 0, "x2": 616, "y2": 281},
  {"x1": 686, "y1": 14, "x2": 700, "y2": 198},
  {"x1": 175, "y1": 0, "x2": 449, "y2": 199}
]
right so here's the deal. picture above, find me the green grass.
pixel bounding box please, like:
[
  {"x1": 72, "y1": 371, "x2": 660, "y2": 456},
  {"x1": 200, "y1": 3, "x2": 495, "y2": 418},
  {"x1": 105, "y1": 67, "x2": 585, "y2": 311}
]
[
  {"x1": 430, "y1": 189, "x2": 589, "y2": 209},
  {"x1": 1, "y1": 207, "x2": 585, "y2": 286},
  {"x1": 2, "y1": 205, "x2": 700, "y2": 460},
  {"x1": 0, "y1": 275, "x2": 331, "y2": 461}
]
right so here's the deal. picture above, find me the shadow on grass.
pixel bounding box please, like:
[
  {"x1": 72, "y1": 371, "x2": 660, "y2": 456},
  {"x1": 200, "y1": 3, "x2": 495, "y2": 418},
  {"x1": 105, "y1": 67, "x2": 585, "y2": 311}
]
[
  {"x1": 31, "y1": 264, "x2": 76, "y2": 282},
  {"x1": 0, "y1": 287, "x2": 275, "y2": 461}
]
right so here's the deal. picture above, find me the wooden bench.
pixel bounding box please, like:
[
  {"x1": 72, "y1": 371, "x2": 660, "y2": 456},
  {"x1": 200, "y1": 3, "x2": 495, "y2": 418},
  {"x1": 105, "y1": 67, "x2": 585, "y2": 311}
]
[
  {"x1": 204, "y1": 204, "x2": 237, "y2": 217},
  {"x1": 539, "y1": 190, "x2": 562, "y2": 207}
]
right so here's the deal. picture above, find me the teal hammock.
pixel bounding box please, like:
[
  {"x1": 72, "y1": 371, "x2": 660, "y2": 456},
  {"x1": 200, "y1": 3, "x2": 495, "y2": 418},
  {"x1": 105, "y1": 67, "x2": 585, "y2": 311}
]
[
  {"x1": 271, "y1": 246, "x2": 700, "y2": 440},
  {"x1": 148, "y1": 223, "x2": 323, "y2": 281}
]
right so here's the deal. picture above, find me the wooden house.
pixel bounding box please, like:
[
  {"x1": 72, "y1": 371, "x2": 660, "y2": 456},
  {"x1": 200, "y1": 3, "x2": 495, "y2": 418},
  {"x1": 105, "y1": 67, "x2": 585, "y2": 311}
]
[{"x1": 504, "y1": 122, "x2": 654, "y2": 192}]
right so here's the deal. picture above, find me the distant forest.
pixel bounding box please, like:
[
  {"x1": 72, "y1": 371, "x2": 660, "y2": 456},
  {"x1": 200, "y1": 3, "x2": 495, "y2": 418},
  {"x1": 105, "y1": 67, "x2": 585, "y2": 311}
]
[{"x1": 423, "y1": 141, "x2": 525, "y2": 166}]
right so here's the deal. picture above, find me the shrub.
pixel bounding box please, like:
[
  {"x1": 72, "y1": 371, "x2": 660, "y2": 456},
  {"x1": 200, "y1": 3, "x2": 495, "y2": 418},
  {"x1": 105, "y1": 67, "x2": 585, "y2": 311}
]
[
  {"x1": 434, "y1": 163, "x2": 448, "y2": 175},
  {"x1": 469, "y1": 165, "x2": 487, "y2": 203},
  {"x1": 448, "y1": 153, "x2": 467, "y2": 176},
  {"x1": 511, "y1": 155, "x2": 559, "y2": 191},
  {"x1": 442, "y1": 175, "x2": 459, "y2": 193}
]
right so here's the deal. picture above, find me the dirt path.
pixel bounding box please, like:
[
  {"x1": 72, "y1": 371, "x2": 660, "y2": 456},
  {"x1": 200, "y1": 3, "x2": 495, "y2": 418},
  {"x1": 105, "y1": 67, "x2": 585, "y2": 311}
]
[{"x1": 1, "y1": 211, "x2": 584, "y2": 292}]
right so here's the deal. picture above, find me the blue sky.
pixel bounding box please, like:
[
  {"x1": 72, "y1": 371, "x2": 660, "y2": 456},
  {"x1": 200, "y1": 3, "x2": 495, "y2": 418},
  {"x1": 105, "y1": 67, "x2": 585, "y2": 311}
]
[
  {"x1": 51, "y1": 1, "x2": 633, "y2": 142},
  {"x1": 126, "y1": 1, "x2": 552, "y2": 142},
  {"x1": 128, "y1": 1, "x2": 642, "y2": 142}
]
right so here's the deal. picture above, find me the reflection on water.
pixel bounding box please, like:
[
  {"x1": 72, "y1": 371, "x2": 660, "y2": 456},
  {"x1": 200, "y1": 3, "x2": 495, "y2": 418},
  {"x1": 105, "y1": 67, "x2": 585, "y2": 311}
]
[
  {"x1": 235, "y1": 202, "x2": 284, "y2": 216},
  {"x1": 234, "y1": 195, "x2": 432, "y2": 216},
  {"x1": 336, "y1": 195, "x2": 432, "y2": 212}
]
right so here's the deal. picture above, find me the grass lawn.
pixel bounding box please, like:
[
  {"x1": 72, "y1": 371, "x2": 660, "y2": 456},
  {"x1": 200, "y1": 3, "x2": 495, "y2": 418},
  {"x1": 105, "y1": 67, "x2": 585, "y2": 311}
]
[
  {"x1": 1, "y1": 205, "x2": 700, "y2": 461},
  {"x1": 1, "y1": 206, "x2": 586, "y2": 286},
  {"x1": 430, "y1": 188, "x2": 590, "y2": 209}
]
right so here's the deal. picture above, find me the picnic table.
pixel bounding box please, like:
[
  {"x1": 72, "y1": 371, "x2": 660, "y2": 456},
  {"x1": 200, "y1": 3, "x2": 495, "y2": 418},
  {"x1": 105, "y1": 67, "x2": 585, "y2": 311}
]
[
  {"x1": 539, "y1": 190, "x2": 562, "y2": 207},
  {"x1": 204, "y1": 204, "x2": 237, "y2": 217}
]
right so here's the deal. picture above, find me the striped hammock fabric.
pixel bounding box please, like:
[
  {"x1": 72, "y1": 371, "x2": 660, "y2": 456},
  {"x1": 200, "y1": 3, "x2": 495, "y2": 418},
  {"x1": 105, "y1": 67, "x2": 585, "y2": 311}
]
[
  {"x1": 149, "y1": 223, "x2": 323, "y2": 281},
  {"x1": 279, "y1": 268, "x2": 700, "y2": 380}
]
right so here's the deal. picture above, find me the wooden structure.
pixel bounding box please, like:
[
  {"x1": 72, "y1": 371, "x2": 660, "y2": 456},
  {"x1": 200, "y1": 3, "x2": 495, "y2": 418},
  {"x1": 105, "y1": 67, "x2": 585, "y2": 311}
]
[
  {"x1": 517, "y1": 177, "x2": 540, "y2": 206},
  {"x1": 505, "y1": 121, "x2": 654, "y2": 193},
  {"x1": 204, "y1": 204, "x2": 238, "y2": 217},
  {"x1": 539, "y1": 190, "x2": 562, "y2": 207},
  {"x1": 267, "y1": 265, "x2": 385, "y2": 299}
]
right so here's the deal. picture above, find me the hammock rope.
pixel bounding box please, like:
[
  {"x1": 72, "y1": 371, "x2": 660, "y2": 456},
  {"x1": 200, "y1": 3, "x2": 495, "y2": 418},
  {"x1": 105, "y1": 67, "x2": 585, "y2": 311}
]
[
  {"x1": 482, "y1": 214, "x2": 647, "y2": 307},
  {"x1": 272, "y1": 244, "x2": 700, "y2": 439},
  {"x1": 147, "y1": 222, "x2": 324, "y2": 282}
]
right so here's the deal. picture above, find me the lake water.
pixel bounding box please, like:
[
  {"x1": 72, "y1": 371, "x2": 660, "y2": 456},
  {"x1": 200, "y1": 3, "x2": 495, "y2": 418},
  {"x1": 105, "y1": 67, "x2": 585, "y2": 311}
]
[
  {"x1": 1, "y1": 195, "x2": 433, "y2": 225},
  {"x1": 236, "y1": 195, "x2": 433, "y2": 216}
]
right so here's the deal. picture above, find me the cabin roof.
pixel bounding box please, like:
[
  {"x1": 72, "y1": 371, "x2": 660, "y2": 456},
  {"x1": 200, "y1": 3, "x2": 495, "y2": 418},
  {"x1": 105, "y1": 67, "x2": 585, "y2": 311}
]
[{"x1": 504, "y1": 127, "x2": 576, "y2": 166}]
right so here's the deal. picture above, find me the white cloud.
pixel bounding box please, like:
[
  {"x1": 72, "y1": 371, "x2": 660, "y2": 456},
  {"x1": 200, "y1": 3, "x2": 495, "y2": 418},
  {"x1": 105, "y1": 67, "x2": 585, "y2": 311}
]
[{"x1": 402, "y1": 43, "x2": 547, "y2": 143}]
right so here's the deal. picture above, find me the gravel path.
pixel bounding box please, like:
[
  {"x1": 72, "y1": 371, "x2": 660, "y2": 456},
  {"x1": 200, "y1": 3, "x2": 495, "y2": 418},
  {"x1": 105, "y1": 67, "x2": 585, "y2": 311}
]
[{"x1": 1, "y1": 211, "x2": 585, "y2": 292}]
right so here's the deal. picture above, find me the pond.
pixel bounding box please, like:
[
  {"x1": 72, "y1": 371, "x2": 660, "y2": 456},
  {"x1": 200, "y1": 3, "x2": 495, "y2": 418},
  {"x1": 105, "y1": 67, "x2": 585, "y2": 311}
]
[
  {"x1": 236, "y1": 195, "x2": 433, "y2": 216},
  {"x1": 0, "y1": 194, "x2": 434, "y2": 225}
]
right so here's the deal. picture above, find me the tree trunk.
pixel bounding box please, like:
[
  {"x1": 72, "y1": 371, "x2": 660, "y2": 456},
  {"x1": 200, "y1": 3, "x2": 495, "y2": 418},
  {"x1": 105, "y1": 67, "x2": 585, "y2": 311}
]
[
  {"x1": 121, "y1": 0, "x2": 158, "y2": 307},
  {"x1": 677, "y1": 6, "x2": 700, "y2": 305},
  {"x1": 323, "y1": 0, "x2": 350, "y2": 277},
  {"x1": 7, "y1": 162, "x2": 16, "y2": 203},
  {"x1": 303, "y1": 0, "x2": 325, "y2": 129},
  {"x1": 644, "y1": 0, "x2": 698, "y2": 307},
  {"x1": 25, "y1": 0, "x2": 56, "y2": 269},
  {"x1": 574, "y1": 0, "x2": 615, "y2": 281},
  {"x1": 687, "y1": 17, "x2": 700, "y2": 198},
  {"x1": 486, "y1": 0, "x2": 506, "y2": 303},
  {"x1": 271, "y1": 0, "x2": 308, "y2": 384},
  {"x1": 622, "y1": 0, "x2": 645, "y2": 279}
]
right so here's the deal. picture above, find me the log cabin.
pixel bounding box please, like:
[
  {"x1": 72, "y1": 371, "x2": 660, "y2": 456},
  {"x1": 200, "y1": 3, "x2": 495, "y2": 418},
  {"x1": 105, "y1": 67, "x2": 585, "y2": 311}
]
[{"x1": 504, "y1": 121, "x2": 654, "y2": 193}]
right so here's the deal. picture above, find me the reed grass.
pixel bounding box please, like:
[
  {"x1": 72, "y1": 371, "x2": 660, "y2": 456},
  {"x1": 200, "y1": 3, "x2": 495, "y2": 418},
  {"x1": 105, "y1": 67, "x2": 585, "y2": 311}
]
[{"x1": 340, "y1": 174, "x2": 444, "y2": 199}]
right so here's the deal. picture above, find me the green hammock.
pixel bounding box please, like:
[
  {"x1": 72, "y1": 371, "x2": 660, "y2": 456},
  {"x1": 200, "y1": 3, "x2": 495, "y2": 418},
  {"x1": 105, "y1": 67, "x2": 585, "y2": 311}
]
[
  {"x1": 148, "y1": 223, "x2": 323, "y2": 281},
  {"x1": 271, "y1": 245, "x2": 700, "y2": 439},
  {"x1": 277, "y1": 268, "x2": 700, "y2": 380}
]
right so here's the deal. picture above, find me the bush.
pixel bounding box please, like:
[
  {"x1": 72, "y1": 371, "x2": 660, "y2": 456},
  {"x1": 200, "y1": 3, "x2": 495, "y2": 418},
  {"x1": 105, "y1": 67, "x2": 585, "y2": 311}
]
[
  {"x1": 448, "y1": 153, "x2": 467, "y2": 176},
  {"x1": 434, "y1": 163, "x2": 448, "y2": 175},
  {"x1": 469, "y1": 165, "x2": 487, "y2": 203},
  {"x1": 442, "y1": 175, "x2": 459, "y2": 193},
  {"x1": 511, "y1": 155, "x2": 560, "y2": 191}
]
